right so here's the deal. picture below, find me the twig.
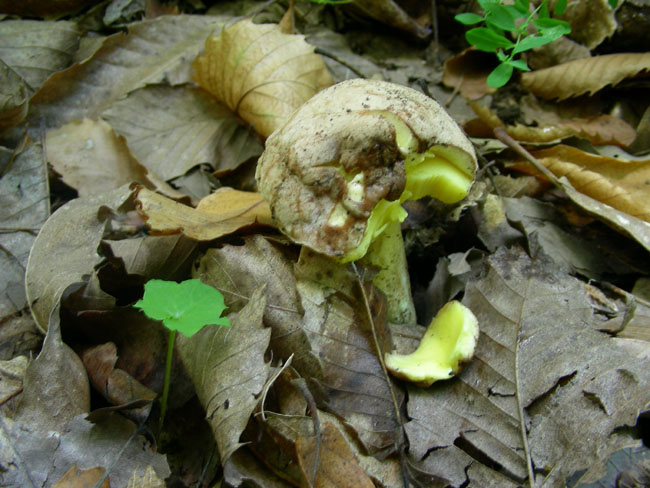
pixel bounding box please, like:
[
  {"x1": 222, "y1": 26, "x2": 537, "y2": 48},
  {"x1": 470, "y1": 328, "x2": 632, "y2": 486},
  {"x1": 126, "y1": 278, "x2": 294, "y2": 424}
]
[{"x1": 493, "y1": 127, "x2": 566, "y2": 189}]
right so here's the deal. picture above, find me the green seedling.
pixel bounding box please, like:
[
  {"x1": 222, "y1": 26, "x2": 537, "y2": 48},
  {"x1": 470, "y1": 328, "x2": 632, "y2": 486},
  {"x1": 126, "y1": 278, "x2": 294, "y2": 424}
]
[
  {"x1": 455, "y1": 0, "x2": 572, "y2": 87},
  {"x1": 134, "y1": 279, "x2": 229, "y2": 430}
]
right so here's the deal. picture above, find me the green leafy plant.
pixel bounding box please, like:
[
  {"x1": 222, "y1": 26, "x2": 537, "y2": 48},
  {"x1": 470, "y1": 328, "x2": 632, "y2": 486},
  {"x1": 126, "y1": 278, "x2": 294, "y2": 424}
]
[
  {"x1": 134, "y1": 279, "x2": 229, "y2": 430},
  {"x1": 455, "y1": 0, "x2": 572, "y2": 87}
]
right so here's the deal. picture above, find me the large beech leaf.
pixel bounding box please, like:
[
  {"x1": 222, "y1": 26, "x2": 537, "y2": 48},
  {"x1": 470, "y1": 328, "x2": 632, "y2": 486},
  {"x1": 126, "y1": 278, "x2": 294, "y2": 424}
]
[
  {"x1": 520, "y1": 53, "x2": 650, "y2": 100},
  {"x1": 193, "y1": 18, "x2": 333, "y2": 138},
  {"x1": 102, "y1": 85, "x2": 262, "y2": 181},
  {"x1": 295, "y1": 248, "x2": 402, "y2": 456},
  {"x1": 177, "y1": 286, "x2": 271, "y2": 464},
  {"x1": 27, "y1": 15, "x2": 225, "y2": 128},
  {"x1": 25, "y1": 186, "x2": 133, "y2": 331},
  {"x1": 404, "y1": 246, "x2": 650, "y2": 487}
]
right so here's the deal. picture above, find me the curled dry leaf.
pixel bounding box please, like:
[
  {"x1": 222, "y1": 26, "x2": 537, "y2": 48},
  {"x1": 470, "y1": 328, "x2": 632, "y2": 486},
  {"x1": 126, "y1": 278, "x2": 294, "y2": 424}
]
[
  {"x1": 442, "y1": 49, "x2": 497, "y2": 101},
  {"x1": 348, "y1": 0, "x2": 430, "y2": 39},
  {"x1": 515, "y1": 145, "x2": 650, "y2": 222},
  {"x1": 135, "y1": 187, "x2": 274, "y2": 240},
  {"x1": 468, "y1": 102, "x2": 635, "y2": 147},
  {"x1": 560, "y1": 0, "x2": 617, "y2": 49},
  {"x1": 193, "y1": 18, "x2": 333, "y2": 138},
  {"x1": 521, "y1": 53, "x2": 650, "y2": 100}
]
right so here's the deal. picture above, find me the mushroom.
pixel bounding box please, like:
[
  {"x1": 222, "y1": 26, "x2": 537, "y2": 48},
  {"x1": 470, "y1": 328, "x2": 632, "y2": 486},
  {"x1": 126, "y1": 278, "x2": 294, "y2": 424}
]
[
  {"x1": 255, "y1": 79, "x2": 477, "y2": 325},
  {"x1": 384, "y1": 300, "x2": 479, "y2": 387}
]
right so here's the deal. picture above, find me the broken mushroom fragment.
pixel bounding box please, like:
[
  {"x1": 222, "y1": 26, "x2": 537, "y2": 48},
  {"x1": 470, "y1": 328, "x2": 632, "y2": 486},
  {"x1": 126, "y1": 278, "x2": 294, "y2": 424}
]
[
  {"x1": 385, "y1": 301, "x2": 479, "y2": 387},
  {"x1": 256, "y1": 79, "x2": 477, "y2": 324}
]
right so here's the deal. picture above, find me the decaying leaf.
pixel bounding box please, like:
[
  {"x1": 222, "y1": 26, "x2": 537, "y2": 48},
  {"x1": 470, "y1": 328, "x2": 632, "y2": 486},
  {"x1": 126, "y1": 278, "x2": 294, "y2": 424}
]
[
  {"x1": 0, "y1": 20, "x2": 80, "y2": 91},
  {"x1": 177, "y1": 286, "x2": 271, "y2": 463},
  {"x1": 135, "y1": 187, "x2": 274, "y2": 240},
  {"x1": 28, "y1": 15, "x2": 225, "y2": 128},
  {"x1": 126, "y1": 465, "x2": 166, "y2": 488},
  {"x1": 0, "y1": 139, "x2": 49, "y2": 319},
  {"x1": 102, "y1": 85, "x2": 263, "y2": 181},
  {"x1": 296, "y1": 422, "x2": 374, "y2": 488},
  {"x1": 80, "y1": 342, "x2": 157, "y2": 424},
  {"x1": 25, "y1": 185, "x2": 133, "y2": 331},
  {"x1": 46, "y1": 118, "x2": 153, "y2": 196},
  {"x1": 0, "y1": 356, "x2": 28, "y2": 404},
  {"x1": 561, "y1": 0, "x2": 618, "y2": 49},
  {"x1": 442, "y1": 49, "x2": 497, "y2": 101},
  {"x1": 346, "y1": 0, "x2": 430, "y2": 39},
  {"x1": 52, "y1": 465, "x2": 108, "y2": 488},
  {"x1": 515, "y1": 145, "x2": 650, "y2": 222},
  {"x1": 193, "y1": 18, "x2": 333, "y2": 138},
  {"x1": 405, "y1": 246, "x2": 650, "y2": 487},
  {"x1": 468, "y1": 102, "x2": 635, "y2": 147},
  {"x1": 521, "y1": 53, "x2": 650, "y2": 100}
]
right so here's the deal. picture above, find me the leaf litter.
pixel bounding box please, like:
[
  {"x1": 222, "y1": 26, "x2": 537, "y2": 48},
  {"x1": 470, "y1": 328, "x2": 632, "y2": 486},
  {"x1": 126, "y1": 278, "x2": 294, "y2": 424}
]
[{"x1": 1, "y1": 1, "x2": 649, "y2": 487}]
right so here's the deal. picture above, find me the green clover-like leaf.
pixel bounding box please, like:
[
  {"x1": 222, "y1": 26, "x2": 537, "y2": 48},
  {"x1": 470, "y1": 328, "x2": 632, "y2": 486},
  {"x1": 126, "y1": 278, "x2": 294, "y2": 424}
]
[{"x1": 134, "y1": 279, "x2": 229, "y2": 337}]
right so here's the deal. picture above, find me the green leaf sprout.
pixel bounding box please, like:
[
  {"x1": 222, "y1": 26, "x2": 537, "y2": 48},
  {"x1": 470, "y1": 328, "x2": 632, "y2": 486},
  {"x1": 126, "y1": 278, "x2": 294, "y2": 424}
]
[
  {"x1": 135, "y1": 279, "x2": 229, "y2": 337},
  {"x1": 455, "y1": 0, "x2": 572, "y2": 88},
  {"x1": 134, "y1": 279, "x2": 229, "y2": 431}
]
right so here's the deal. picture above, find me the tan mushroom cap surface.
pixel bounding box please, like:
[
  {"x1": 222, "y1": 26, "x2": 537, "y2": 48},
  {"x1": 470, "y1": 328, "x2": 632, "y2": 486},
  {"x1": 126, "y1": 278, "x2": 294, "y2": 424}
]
[{"x1": 255, "y1": 79, "x2": 477, "y2": 258}]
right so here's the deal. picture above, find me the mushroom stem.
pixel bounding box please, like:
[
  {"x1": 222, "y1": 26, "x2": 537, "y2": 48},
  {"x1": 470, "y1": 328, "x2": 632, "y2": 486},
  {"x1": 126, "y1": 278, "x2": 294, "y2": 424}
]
[{"x1": 360, "y1": 221, "x2": 416, "y2": 325}]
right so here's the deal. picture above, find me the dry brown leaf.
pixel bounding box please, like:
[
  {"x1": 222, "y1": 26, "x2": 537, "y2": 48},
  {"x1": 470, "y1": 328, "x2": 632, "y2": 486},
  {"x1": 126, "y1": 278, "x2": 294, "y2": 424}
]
[
  {"x1": 296, "y1": 422, "x2": 374, "y2": 488},
  {"x1": 29, "y1": 15, "x2": 222, "y2": 128},
  {"x1": 524, "y1": 145, "x2": 650, "y2": 222},
  {"x1": 467, "y1": 102, "x2": 635, "y2": 147},
  {"x1": 193, "y1": 18, "x2": 333, "y2": 138},
  {"x1": 348, "y1": 0, "x2": 430, "y2": 39},
  {"x1": 521, "y1": 53, "x2": 650, "y2": 100},
  {"x1": 126, "y1": 465, "x2": 166, "y2": 488},
  {"x1": 442, "y1": 49, "x2": 497, "y2": 101},
  {"x1": 177, "y1": 286, "x2": 271, "y2": 464},
  {"x1": 101, "y1": 85, "x2": 263, "y2": 181},
  {"x1": 47, "y1": 119, "x2": 150, "y2": 196},
  {"x1": 135, "y1": 187, "x2": 274, "y2": 240},
  {"x1": 561, "y1": 0, "x2": 617, "y2": 49},
  {"x1": 52, "y1": 465, "x2": 108, "y2": 488}
]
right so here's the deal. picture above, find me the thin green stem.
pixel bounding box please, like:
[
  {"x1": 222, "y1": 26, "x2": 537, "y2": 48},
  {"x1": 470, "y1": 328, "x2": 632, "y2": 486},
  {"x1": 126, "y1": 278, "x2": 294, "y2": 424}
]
[{"x1": 159, "y1": 329, "x2": 177, "y2": 432}]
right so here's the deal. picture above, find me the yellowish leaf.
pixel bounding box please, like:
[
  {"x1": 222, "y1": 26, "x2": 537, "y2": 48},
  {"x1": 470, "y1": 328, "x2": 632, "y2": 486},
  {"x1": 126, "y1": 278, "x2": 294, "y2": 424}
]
[
  {"x1": 135, "y1": 187, "x2": 274, "y2": 240},
  {"x1": 526, "y1": 145, "x2": 650, "y2": 222},
  {"x1": 467, "y1": 103, "x2": 635, "y2": 147},
  {"x1": 521, "y1": 53, "x2": 650, "y2": 100},
  {"x1": 193, "y1": 19, "x2": 333, "y2": 138}
]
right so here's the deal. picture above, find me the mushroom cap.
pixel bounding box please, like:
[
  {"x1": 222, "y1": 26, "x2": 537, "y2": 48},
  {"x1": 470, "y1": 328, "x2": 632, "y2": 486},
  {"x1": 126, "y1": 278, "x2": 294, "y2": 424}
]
[{"x1": 255, "y1": 79, "x2": 477, "y2": 258}]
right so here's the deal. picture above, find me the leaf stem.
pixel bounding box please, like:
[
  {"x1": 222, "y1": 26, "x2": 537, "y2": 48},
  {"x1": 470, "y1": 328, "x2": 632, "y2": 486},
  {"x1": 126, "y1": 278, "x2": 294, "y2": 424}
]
[{"x1": 159, "y1": 328, "x2": 177, "y2": 432}]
